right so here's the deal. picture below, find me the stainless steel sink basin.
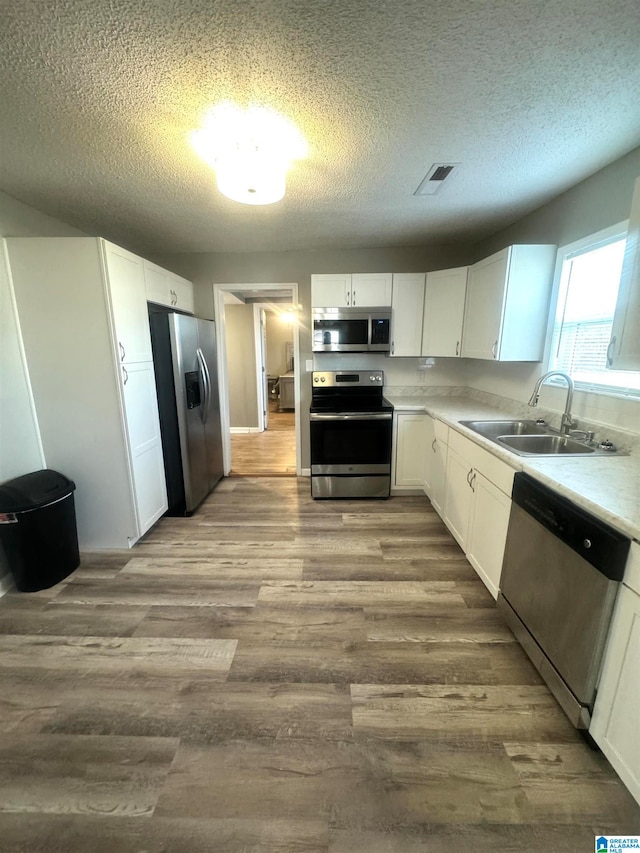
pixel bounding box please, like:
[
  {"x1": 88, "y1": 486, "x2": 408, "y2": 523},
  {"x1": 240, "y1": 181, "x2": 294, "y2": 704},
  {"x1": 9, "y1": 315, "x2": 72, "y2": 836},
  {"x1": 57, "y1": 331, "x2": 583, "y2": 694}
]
[
  {"x1": 460, "y1": 420, "x2": 548, "y2": 439},
  {"x1": 496, "y1": 434, "x2": 595, "y2": 455},
  {"x1": 458, "y1": 419, "x2": 622, "y2": 457}
]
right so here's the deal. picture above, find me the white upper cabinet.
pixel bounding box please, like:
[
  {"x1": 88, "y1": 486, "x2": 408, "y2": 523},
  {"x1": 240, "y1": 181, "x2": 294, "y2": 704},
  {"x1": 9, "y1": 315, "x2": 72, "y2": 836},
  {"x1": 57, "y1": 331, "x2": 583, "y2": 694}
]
[
  {"x1": 143, "y1": 260, "x2": 194, "y2": 314},
  {"x1": 608, "y1": 175, "x2": 640, "y2": 370},
  {"x1": 170, "y1": 273, "x2": 195, "y2": 314},
  {"x1": 103, "y1": 242, "x2": 152, "y2": 364},
  {"x1": 422, "y1": 266, "x2": 468, "y2": 357},
  {"x1": 351, "y1": 273, "x2": 392, "y2": 307},
  {"x1": 462, "y1": 244, "x2": 556, "y2": 361},
  {"x1": 311, "y1": 274, "x2": 352, "y2": 307},
  {"x1": 390, "y1": 273, "x2": 425, "y2": 356},
  {"x1": 311, "y1": 273, "x2": 392, "y2": 308}
]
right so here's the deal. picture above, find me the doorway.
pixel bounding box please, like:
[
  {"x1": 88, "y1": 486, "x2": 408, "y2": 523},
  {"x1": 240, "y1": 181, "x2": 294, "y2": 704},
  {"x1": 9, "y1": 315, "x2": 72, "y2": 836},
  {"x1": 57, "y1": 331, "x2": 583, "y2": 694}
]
[{"x1": 213, "y1": 283, "x2": 301, "y2": 477}]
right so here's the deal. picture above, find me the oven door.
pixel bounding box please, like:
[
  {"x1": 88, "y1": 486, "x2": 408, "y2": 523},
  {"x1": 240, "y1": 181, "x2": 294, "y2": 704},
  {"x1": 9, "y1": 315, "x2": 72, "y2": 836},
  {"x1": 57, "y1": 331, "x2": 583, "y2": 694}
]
[{"x1": 310, "y1": 412, "x2": 392, "y2": 475}]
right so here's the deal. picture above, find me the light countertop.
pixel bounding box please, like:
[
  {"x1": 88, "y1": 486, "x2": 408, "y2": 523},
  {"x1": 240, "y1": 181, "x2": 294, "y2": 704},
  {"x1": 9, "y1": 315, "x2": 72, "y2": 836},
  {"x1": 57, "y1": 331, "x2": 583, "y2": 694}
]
[{"x1": 387, "y1": 395, "x2": 640, "y2": 542}]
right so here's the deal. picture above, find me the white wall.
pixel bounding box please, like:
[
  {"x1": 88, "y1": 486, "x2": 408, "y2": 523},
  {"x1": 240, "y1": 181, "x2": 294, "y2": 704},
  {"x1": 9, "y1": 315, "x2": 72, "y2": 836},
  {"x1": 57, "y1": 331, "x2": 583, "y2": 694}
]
[
  {"x1": 265, "y1": 309, "x2": 294, "y2": 377},
  {"x1": 225, "y1": 304, "x2": 259, "y2": 428},
  {"x1": 467, "y1": 147, "x2": 640, "y2": 436},
  {"x1": 0, "y1": 192, "x2": 89, "y2": 587}
]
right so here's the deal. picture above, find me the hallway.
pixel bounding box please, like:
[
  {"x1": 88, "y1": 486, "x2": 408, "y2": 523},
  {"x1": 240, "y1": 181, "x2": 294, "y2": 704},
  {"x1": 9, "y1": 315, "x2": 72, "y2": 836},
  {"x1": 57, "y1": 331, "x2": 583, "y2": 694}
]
[{"x1": 230, "y1": 399, "x2": 296, "y2": 476}]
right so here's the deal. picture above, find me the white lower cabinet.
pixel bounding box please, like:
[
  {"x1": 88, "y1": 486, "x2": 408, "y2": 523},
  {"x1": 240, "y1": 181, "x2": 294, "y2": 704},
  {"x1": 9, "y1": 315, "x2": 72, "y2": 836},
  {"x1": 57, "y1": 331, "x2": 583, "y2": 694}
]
[
  {"x1": 392, "y1": 412, "x2": 429, "y2": 490},
  {"x1": 443, "y1": 444, "x2": 475, "y2": 548},
  {"x1": 466, "y1": 471, "x2": 512, "y2": 598},
  {"x1": 442, "y1": 428, "x2": 515, "y2": 598},
  {"x1": 590, "y1": 544, "x2": 640, "y2": 805},
  {"x1": 424, "y1": 416, "x2": 448, "y2": 515}
]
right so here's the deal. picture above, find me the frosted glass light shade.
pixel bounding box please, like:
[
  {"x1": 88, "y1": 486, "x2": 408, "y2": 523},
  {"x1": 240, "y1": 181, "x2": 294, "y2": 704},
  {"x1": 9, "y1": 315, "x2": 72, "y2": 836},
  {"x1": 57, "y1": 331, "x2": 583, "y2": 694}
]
[{"x1": 192, "y1": 102, "x2": 307, "y2": 206}]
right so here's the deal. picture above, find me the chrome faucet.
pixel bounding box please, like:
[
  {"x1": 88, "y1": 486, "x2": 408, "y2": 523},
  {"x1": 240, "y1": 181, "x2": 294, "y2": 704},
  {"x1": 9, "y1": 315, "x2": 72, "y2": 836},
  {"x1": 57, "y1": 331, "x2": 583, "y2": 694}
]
[{"x1": 528, "y1": 371, "x2": 575, "y2": 434}]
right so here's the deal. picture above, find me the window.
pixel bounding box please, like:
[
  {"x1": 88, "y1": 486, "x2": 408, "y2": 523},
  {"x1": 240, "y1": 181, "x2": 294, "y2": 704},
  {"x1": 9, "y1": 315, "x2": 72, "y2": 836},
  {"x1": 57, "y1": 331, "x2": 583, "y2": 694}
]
[{"x1": 550, "y1": 223, "x2": 640, "y2": 396}]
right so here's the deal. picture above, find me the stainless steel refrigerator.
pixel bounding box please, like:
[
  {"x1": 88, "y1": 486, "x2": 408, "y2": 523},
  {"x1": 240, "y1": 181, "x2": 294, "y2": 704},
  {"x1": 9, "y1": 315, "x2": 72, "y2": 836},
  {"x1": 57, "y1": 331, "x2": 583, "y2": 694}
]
[{"x1": 149, "y1": 310, "x2": 224, "y2": 515}]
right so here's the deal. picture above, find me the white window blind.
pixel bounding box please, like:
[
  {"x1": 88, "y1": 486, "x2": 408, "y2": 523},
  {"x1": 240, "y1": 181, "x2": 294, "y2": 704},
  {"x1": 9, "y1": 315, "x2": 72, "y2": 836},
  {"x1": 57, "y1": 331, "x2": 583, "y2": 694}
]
[{"x1": 551, "y1": 229, "x2": 640, "y2": 395}]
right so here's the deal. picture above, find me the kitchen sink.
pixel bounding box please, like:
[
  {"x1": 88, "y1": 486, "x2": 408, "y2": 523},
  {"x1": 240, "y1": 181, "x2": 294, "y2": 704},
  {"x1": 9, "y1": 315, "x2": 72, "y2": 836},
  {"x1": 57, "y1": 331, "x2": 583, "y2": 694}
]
[
  {"x1": 460, "y1": 420, "x2": 548, "y2": 439},
  {"x1": 458, "y1": 419, "x2": 622, "y2": 457},
  {"x1": 497, "y1": 434, "x2": 595, "y2": 455}
]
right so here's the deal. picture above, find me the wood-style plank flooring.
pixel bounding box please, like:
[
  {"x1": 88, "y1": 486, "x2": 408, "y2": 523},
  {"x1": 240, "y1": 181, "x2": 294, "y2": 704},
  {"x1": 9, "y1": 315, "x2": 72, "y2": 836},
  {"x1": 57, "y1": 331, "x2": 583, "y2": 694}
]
[
  {"x1": 0, "y1": 477, "x2": 638, "y2": 852},
  {"x1": 230, "y1": 401, "x2": 296, "y2": 476}
]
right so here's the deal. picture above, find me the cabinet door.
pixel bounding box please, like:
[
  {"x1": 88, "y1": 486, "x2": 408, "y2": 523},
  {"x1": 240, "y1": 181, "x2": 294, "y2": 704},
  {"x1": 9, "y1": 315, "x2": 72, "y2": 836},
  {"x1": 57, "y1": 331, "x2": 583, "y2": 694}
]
[
  {"x1": 424, "y1": 416, "x2": 448, "y2": 516},
  {"x1": 466, "y1": 471, "x2": 511, "y2": 599},
  {"x1": 394, "y1": 413, "x2": 428, "y2": 487},
  {"x1": 120, "y1": 361, "x2": 167, "y2": 538},
  {"x1": 144, "y1": 261, "x2": 171, "y2": 307},
  {"x1": 352, "y1": 273, "x2": 393, "y2": 307},
  {"x1": 311, "y1": 274, "x2": 351, "y2": 307},
  {"x1": 443, "y1": 444, "x2": 474, "y2": 549},
  {"x1": 390, "y1": 273, "x2": 425, "y2": 357},
  {"x1": 430, "y1": 438, "x2": 448, "y2": 517},
  {"x1": 590, "y1": 582, "x2": 640, "y2": 804},
  {"x1": 102, "y1": 241, "x2": 153, "y2": 363},
  {"x1": 170, "y1": 274, "x2": 194, "y2": 314},
  {"x1": 422, "y1": 267, "x2": 468, "y2": 357},
  {"x1": 461, "y1": 249, "x2": 508, "y2": 360},
  {"x1": 608, "y1": 175, "x2": 640, "y2": 370}
]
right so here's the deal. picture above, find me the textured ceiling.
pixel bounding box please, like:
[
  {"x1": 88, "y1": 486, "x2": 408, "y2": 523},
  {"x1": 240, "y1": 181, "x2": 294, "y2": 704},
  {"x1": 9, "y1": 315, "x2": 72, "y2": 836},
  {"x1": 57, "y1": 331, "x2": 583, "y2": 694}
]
[{"x1": 1, "y1": 0, "x2": 639, "y2": 255}]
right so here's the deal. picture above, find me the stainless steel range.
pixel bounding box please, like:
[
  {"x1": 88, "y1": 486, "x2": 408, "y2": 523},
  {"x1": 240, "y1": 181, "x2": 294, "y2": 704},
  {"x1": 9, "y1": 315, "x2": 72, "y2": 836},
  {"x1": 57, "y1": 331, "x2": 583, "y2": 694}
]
[{"x1": 310, "y1": 370, "x2": 393, "y2": 499}]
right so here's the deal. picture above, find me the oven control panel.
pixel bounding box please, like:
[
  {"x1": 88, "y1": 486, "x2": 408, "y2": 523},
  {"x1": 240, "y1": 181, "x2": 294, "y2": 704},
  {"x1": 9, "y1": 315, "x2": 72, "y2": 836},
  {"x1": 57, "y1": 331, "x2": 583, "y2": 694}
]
[{"x1": 312, "y1": 370, "x2": 384, "y2": 387}]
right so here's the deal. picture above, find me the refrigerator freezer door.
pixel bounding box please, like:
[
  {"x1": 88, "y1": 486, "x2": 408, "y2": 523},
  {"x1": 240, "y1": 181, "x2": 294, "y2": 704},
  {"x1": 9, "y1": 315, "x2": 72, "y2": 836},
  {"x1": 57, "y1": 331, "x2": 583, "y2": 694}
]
[
  {"x1": 170, "y1": 314, "x2": 210, "y2": 513},
  {"x1": 197, "y1": 319, "x2": 224, "y2": 490}
]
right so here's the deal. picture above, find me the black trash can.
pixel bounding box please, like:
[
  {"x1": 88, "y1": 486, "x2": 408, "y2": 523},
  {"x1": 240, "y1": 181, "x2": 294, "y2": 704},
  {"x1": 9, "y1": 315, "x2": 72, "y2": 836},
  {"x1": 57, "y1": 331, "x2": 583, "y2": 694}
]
[{"x1": 0, "y1": 469, "x2": 80, "y2": 592}]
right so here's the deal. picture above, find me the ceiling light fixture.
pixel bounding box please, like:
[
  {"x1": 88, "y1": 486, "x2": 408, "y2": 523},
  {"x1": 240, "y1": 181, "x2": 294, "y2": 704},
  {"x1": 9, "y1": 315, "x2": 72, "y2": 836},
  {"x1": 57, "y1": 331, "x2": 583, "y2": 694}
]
[{"x1": 191, "y1": 102, "x2": 308, "y2": 205}]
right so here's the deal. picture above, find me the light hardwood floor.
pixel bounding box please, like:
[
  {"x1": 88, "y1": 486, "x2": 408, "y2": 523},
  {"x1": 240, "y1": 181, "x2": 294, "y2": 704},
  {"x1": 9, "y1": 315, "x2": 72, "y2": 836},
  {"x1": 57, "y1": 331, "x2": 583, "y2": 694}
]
[
  {"x1": 230, "y1": 401, "x2": 296, "y2": 476},
  {"x1": 0, "y1": 477, "x2": 638, "y2": 852}
]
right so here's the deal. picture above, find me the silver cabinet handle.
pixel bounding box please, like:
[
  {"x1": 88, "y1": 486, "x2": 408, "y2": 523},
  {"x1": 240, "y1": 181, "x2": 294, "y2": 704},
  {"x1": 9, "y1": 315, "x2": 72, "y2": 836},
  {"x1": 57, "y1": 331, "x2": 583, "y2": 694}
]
[
  {"x1": 431, "y1": 438, "x2": 437, "y2": 452},
  {"x1": 345, "y1": 290, "x2": 350, "y2": 307},
  {"x1": 470, "y1": 471, "x2": 476, "y2": 492},
  {"x1": 119, "y1": 342, "x2": 125, "y2": 361},
  {"x1": 491, "y1": 340, "x2": 498, "y2": 359},
  {"x1": 606, "y1": 336, "x2": 616, "y2": 367},
  {"x1": 466, "y1": 468, "x2": 473, "y2": 487},
  {"x1": 455, "y1": 341, "x2": 459, "y2": 356},
  {"x1": 352, "y1": 289, "x2": 356, "y2": 306},
  {"x1": 391, "y1": 341, "x2": 395, "y2": 355},
  {"x1": 122, "y1": 366, "x2": 129, "y2": 385}
]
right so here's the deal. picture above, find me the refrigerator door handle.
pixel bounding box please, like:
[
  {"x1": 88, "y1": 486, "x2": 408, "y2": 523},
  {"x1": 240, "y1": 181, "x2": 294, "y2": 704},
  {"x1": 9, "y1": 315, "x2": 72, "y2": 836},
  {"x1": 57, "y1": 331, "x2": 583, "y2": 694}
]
[{"x1": 196, "y1": 347, "x2": 210, "y2": 425}]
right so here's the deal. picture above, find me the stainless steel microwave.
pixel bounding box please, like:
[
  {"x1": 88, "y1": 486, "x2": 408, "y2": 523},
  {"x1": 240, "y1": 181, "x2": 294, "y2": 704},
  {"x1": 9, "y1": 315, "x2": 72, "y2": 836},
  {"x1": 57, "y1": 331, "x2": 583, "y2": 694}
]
[{"x1": 312, "y1": 308, "x2": 391, "y2": 353}]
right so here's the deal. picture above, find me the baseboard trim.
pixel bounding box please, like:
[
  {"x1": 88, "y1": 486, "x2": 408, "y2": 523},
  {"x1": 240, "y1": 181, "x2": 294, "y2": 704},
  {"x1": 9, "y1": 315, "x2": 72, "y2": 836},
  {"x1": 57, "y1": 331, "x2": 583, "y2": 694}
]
[
  {"x1": 230, "y1": 427, "x2": 261, "y2": 434},
  {"x1": 300, "y1": 468, "x2": 311, "y2": 477}
]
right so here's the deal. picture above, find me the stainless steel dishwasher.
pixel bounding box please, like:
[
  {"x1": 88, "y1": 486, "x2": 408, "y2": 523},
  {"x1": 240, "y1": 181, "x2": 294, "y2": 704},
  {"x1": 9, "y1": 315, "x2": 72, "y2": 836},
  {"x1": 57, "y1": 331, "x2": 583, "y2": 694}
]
[{"x1": 498, "y1": 472, "x2": 630, "y2": 729}]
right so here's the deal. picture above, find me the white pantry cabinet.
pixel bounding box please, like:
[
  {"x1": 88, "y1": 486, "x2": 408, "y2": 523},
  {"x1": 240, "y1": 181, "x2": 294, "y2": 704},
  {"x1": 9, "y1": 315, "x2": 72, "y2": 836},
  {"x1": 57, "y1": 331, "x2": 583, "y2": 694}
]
[
  {"x1": 390, "y1": 273, "x2": 425, "y2": 357},
  {"x1": 590, "y1": 543, "x2": 640, "y2": 805},
  {"x1": 422, "y1": 266, "x2": 468, "y2": 357},
  {"x1": 5, "y1": 237, "x2": 167, "y2": 549},
  {"x1": 462, "y1": 244, "x2": 556, "y2": 361},
  {"x1": 311, "y1": 273, "x2": 392, "y2": 308},
  {"x1": 392, "y1": 412, "x2": 429, "y2": 490},
  {"x1": 442, "y1": 428, "x2": 515, "y2": 598},
  {"x1": 144, "y1": 260, "x2": 194, "y2": 314},
  {"x1": 608, "y1": 175, "x2": 640, "y2": 371}
]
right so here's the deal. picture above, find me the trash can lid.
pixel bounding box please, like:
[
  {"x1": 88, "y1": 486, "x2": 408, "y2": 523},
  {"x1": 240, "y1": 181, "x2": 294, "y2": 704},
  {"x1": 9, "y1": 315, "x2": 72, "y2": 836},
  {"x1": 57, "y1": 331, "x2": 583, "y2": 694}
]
[{"x1": 0, "y1": 469, "x2": 76, "y2": 512}]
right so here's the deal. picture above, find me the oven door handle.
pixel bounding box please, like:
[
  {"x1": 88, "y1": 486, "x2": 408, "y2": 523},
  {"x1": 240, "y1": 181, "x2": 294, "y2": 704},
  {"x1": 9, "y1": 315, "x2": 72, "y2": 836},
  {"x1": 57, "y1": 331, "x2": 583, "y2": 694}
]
[{"x1": 310, "y1": 412, "x2": 392, "y2": 421}]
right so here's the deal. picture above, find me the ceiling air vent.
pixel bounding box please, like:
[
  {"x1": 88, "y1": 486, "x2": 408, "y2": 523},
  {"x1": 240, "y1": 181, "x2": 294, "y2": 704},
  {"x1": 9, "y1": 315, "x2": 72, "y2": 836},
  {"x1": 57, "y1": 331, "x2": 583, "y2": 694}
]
[{"x1": 414, "y1": 163, "x2": 459, "y2": 196}]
